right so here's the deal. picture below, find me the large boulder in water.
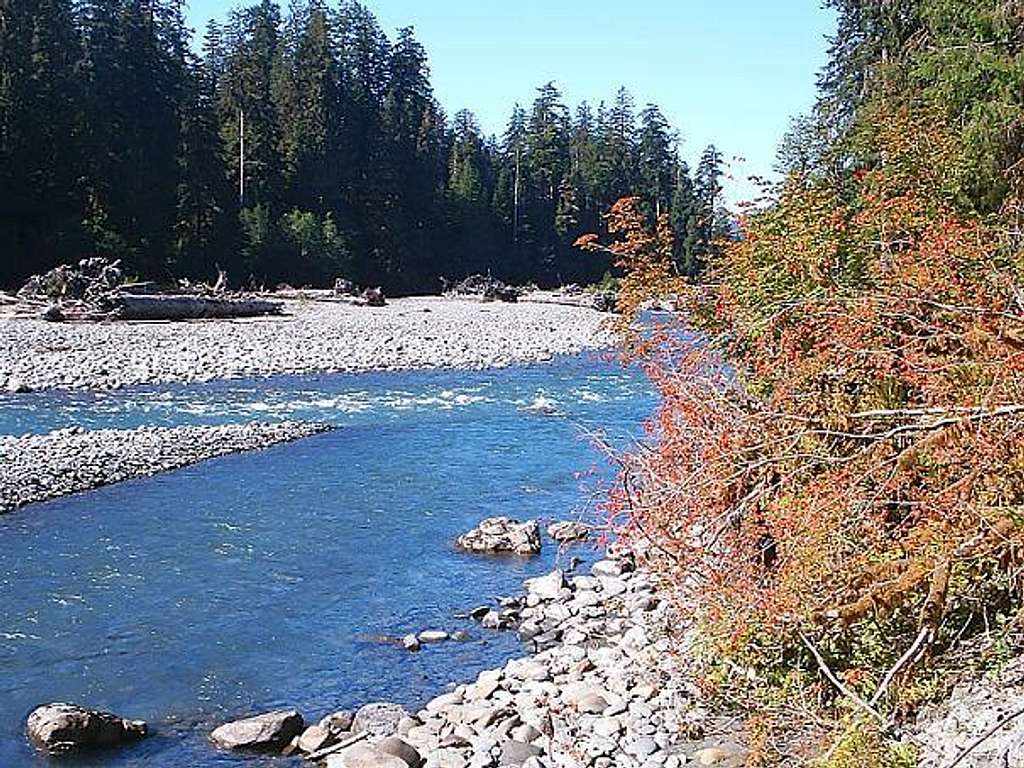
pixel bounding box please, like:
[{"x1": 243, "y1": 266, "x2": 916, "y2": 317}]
[
  {"x1": 209, "y1": 709, "x2": 304, "y2": 752},
  {"x1": 456, "y1": 517, "x2": 541, "y2": 556},
  {"x1": 547, "y1": 520, "x2": 591, "y2": 543},
  {"x1": 26, "y1": 702, "x2": 147, "y2": 755}
]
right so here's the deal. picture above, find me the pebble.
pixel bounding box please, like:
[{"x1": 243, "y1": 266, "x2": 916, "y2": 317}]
[
  {"x1": 626, "y1": 738, "x2": 659, "y2": 759},
  {"x1": 593, "y1": 718, "x2": 622, "y2": 738}
]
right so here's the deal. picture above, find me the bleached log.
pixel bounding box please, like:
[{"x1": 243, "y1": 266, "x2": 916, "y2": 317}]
[
  {"x1": 110, "y1": 294, "x2": 284, "y2": 321},
  {"x1": 519, "y1": 291, "x2": 616, "y2": 312}
]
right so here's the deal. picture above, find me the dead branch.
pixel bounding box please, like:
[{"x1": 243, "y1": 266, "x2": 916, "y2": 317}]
[
  {"x1": 869, "y1": 627, "x2": 932, "y2": 707},
  {"x1": 798, "y1": 631, "x2": 889, "y2": 727}
]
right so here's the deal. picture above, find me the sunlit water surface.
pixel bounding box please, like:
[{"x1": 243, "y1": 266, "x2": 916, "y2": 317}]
[{"x1": 0, "y1": 355, "x2": 655, "y2": 766}]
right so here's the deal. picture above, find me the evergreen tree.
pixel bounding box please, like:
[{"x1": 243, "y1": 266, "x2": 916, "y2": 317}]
[
  {"x1": 448, "y1": 110, "x2": 486, "y2": 204},
  {"x1": 597, "y1": 87, "x2": 637, "y2": 206},
  {"x1": 0, "y1": 0, "x2": 703, "y2": 292},
  {"x1": 568, "y1": 102, "x2": 599, "y2": 216},
  {"x1": 526, "y1": 82, "x2": 569, "y2": 201},
  {"x1": 367, "y1": 26, "x2": 438, "y2": 289},
  {"x1": 687, "y1": 145, "x2": 725, "y2": 276},
  {"x1": 217, "y1": 0, "x2": 285, "y2": 278},
  {"x1": 637, "y1": 104, "x2": 676, "y2": 217},
  {"x1": 0, "y1": 0, "x2": 84, "y2": 283},
  {"x1": 173, "y1": 48, "x2": 237, "y2": 280},
  {"x1": 445, "y1": 109, "x2": 498, "y2": 277},
  {"x1": 670, "y1": 160, "x2": 699, "y2": 276},
  {"x1": 492, "y1": 103, "x2": 529, "y2": 269},
  {"x1": 278, "y1": 0, "x2": 340, "y2": 213}
]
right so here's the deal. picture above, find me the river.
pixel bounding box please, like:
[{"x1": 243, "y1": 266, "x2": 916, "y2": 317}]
[{"x1": 0, "y1": 354, "x2": 654, "y2": 766}]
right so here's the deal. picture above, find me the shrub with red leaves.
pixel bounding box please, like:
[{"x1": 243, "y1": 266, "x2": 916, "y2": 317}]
[{"x1": 583, "y1": 108, "x2": 1024, "y2": 736}]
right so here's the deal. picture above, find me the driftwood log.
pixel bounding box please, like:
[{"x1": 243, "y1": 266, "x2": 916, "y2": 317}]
[
  {"x1": 519, "y1": 291, "x2": 617, "y2": 312},
  {"x1": 110, "y1": 294, "x2": 284, "y2": 321}
]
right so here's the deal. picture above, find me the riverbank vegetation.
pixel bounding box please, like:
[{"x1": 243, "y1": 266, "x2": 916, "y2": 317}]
[
  {"x1": 588, "y1": 1, "x2": 1024, "y2": 763},
  {"x1": 0, "y1": 0, "x2": 727, "y2": 293}
]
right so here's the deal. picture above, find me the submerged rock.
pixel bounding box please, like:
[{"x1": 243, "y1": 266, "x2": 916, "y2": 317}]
[
  {"x1": 209, "y1": 709, "x2": 304, "y2": 752},
  {"x1": 456, "y1": 517, "x2": 541, "y2": 556},
  {"x1": 418, "y1": 630, "x2": 449, "y2": 643},
  {"x1": 26, "y1": 702, "x2": 147, "y2": 755}
]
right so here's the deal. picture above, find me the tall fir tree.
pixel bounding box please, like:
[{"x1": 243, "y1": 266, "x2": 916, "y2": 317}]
[
  {"x1": 0, "y1": 0, "x2": 704, "y2": 293},
  {"x1": 0, "y1": 0, "x2": 84, "y2": 283},
  {"x1": 637, "y1": 104, "x2": 676, "y2": 217}
]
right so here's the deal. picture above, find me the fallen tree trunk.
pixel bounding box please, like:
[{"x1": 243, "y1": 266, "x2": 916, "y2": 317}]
[
  {"x1": 110, "y1": 294, "x2": 284, "y2": 321},
  {"x1": 519, "y1": 291, "x2": 617, "y2": 312}
]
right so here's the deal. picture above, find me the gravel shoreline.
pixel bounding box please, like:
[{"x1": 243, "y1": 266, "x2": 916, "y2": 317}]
[
  {"x1": 0, "y1": 297, "x2": 613, "y2": 393},
  {"x1": 0, "y1": 421, "x2": 331, "y2": 513},
  {"x1": 191, "y1": 552, "x2": 748, "y2": 768},
  {"x1": 388, "y1": 557, "x2": 747, "y2": 768}
]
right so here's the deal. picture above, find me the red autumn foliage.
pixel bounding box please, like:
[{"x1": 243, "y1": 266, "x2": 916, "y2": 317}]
[
  {"x1": 575, "y1": 196, "x2": 684, "y2": 341},
  {"x1": 583, "y1": 108, "x2": 1024, "y2": 716}
]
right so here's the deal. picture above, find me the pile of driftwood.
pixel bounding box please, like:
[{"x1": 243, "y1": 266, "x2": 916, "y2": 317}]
[
  {"x1": 442, "y1": 273, "x2": 520, "y2": 303},
  {"x1": 12, "y1": 258, "x2": 283, "y2": 322},
  {"x1": 333, "y1": 278, "x2": 386, "y2": 307}
]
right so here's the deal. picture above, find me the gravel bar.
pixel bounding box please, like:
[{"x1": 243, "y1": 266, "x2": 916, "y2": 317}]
[
  {"x1": 0, "y1": 297, "x2": 613, "y2": 393},
  {"x1": 0, "y1": 421, "x2": 332, "y2": 513}
]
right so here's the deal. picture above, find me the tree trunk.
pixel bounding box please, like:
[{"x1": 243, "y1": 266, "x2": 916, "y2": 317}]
[{"x1": 110, "y1": 294, "x2": 283, "y2": 321}]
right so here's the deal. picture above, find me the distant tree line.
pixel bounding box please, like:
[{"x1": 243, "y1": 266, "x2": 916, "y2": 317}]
[{"x1": 0, "y1": 0, "x2": 729, "y2": 293}]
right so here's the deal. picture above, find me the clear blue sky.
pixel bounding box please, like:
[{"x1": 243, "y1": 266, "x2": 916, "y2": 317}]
[{"x1": 185, "y1": 0, "x2": 837, "y2": 205}]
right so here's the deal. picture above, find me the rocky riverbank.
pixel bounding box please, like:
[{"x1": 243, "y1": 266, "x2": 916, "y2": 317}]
[
  {"x1": 197, "y1": 545, "x2": 1024, "y2": 768},
  {"x1": 25, "y1": 525, "x2": 1016, "y2": 766},
  {"x1": 0, "y1": 296, "x2": 613, "y2": 393},
  {"x1": 391, "y1": 557, "x2": 747, "y2": 768},
  {"x1": 189, "y1": 552, "x2": 748, "y2": 768},
  {"x1": 0, "y1": 421, "x2": 331, "y2": 513}
]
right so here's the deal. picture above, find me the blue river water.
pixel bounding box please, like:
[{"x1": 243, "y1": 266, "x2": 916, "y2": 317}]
[{"x1": 0, "y1": 354, "x2": 655, "y2": 767}]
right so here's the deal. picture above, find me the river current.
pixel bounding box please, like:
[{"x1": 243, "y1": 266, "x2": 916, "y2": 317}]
[{"x1": 0, "y1": 354, "x2": 654, "y2": 766}]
